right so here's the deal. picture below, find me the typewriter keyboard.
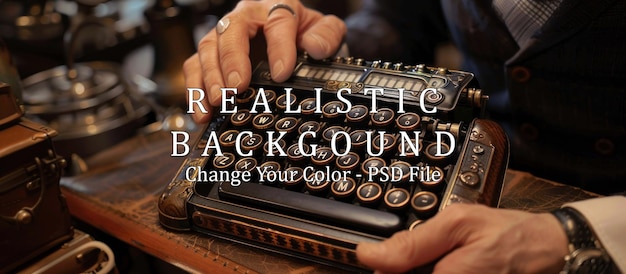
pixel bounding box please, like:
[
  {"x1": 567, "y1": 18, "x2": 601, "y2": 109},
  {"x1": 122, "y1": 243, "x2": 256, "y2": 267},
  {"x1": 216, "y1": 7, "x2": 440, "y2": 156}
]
[{"x1": 159, "y1": 56, "x2": 509, "y2": 270}]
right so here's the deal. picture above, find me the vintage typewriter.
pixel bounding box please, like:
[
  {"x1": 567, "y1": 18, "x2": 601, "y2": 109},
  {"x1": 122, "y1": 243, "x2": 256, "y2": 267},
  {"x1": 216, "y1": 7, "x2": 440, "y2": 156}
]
[{"x1": 158, "y1": 55, "x2": 509, "y2": 270}]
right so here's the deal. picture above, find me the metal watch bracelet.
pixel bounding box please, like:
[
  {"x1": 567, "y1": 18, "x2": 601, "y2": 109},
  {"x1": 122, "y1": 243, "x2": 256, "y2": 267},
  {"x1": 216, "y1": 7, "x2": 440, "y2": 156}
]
[{"x1": 551, "y1": 207, "x2": 613, "y2": 274}]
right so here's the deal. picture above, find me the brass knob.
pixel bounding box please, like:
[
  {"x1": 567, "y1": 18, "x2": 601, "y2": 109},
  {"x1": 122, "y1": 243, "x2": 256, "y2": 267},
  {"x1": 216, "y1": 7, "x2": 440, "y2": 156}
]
[{"x1": 16, "y1": 209, "x2": 32, "y2": 225}]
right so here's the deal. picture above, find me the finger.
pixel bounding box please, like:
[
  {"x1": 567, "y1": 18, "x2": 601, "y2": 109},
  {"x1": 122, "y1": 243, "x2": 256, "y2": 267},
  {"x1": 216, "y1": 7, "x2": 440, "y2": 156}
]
[
  {"x1": 298, "y1": 14, "x2": 347, "y2": 59},
  {"x1": 183, "y1": 53, "x2": 213, "y2": 123},
  {"x1": 356, "y1": 205, "x2": 472, "y2": 273},
  {"x1": 264, "y1": 4, "x2": 299, "y2": 82},
  {"x1": 217, "y1": 7, "x2": 264, "y2": 92},
  {"x1": 197, "y1": 29, "x2": 227, "y2": 108}
]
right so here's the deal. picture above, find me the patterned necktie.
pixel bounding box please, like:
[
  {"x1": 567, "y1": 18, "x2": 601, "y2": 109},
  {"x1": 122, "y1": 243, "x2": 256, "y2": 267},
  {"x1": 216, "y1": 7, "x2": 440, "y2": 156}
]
[{"x1": 493, "y1": 0, "x2": 564, "y2": 47}]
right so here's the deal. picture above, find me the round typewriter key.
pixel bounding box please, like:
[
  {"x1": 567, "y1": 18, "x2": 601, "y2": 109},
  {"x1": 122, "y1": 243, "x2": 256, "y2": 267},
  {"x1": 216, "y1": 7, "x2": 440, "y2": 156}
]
[
  {"x1": 236, "y1": 87, "x2": 257, "y2": 105},
  {"x1": 276, "y1": 93, "x2": 297, "y2": 111},
  {"x1": 305, "y1": 170, "x2": 330, "y2": 195},
  {"x1": 241, "y1": 133, "x2": 263, "y2": 153},
  {"x1": 283, "y1": 166, "x2": 304, "y2": 189},
  {"x1": 420, "y1": 166, "x2": 445, "y2": 191},
  {"x1": 423, "y1": 142, "x2": 453, "y2": 165},
  {"x1": 356, "y1": 182, "x2": 383, "y2": 205},
  {"x1": 298, "y1": 121, "x2": 321, "y2": 140},
  {"x1": 252, "y1": 113, "x2": 276, "y2": 130},
  {"x1": 219, "y1": 130, "x2": 239, "y2": 148},
  {"x1": 274, "y1": 117, "x2": 299, "y2": 136},
  {"x1": 371, "y1": 108, "x2": 395, "y2": 128},
  {"x1": 349, "y1": 130, "x2": 368, "y2": 151},
  {"x1": 389, "y1": 161, "x2": 411, "y2": 185},
  {"x1": 311, "y1": 146, "x2": 336, "y2": 166},
  {"x1": 372, "y1": 133, "x2": 397, "y2": 159},
  {"x1": 230, "y1": 109, "x2": 252, "y2": 127},
  {"x1": 300, "y1": 98, "x2": 320, "y2": 116},
  {"x1": 322, "y1": 100, "x2": 345, "y2": 121},
  {"x1": 336, "y1": 152, "x2": 360, "y2": 171},
  {"x1": 322, "y1": 126, "x2": 347, "y2": 144},
  {"x1": 212, "y1": 152, "x2": 236, "y2": 170},
  {"x1": 411, "y1": 191, "x2": 439, "y2": 218},
  {"x1": 235, "y1": 157, "x2": 258, "y2": 172},
  {"x1": 331, "y1": 177, "x2": 357, "y2": 200},
  {"x1": 396, "y1": 112, "x2": 421, "y2": 131},
  {"x1": 260, "y1": 89, "x2": 277, "y2": 105},
  {"x1": 263, "y1": 138, "x2": 286, "y2": 157},
  {"x1": 361, "y1": 157, "x2": 386, "y2": 181},
  {"x1": 287, "y1": 143, "x2": 311, "y2": 164},
  {"x1": 398, "y1": 137, "x2": 422, "y2": 162},
  {"x1": 258, "y1": 161, "x2": 282, "y2": 184},
  {"x1": 384, "y1": 188, "x2": 410, "y2": 210},
  {"x1": 346, "y1": 104, "x2": 369, "y2": 125},
  {"x1": 408, "y1": 220, "x2": 423, "y2": 231}
]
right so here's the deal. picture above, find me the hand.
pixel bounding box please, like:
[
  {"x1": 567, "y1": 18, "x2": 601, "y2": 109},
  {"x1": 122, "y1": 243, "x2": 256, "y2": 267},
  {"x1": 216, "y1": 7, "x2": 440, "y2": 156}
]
[
  {"x1": 356, "y1": 204, "x2": 569, "y2": 273},
  {"x1": 183, "y1": 0, "x2": 346, "y2": 123}
]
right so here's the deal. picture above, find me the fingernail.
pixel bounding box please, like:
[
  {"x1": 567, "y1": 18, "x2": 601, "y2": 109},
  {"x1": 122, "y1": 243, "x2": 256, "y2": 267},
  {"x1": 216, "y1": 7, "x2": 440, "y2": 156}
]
[
  {"x1": 227, "y1": 71, "x2": 242, "y2": 88},
  {"x1": 272, "y1": 60, "x2": 284, "y2": 79},
  {"x1": 311, "y1": 33, "x2": 329, "y2": 54}
]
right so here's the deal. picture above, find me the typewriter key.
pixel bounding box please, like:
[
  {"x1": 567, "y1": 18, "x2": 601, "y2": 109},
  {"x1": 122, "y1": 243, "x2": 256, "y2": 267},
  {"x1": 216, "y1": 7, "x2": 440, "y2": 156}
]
[
  {"x1": 408, "y1": 220, "x2": 424, "y2": 231},
  {"x1": 212, "y1": 152, "x2": 236, "y2": 170},
  {"x1": 311, "y1": 146, "x2": 336, "y2": 166},
  {"x1": 300, "y1": 98, "x2": 320, "y2": 116},
  {"x1": 322, "y1": 100, "x2": 346, "y2": 121},
  {"x1": 411, "y1": 191, "x2": 438, "y2": 218},
  {"x1": 235, "y1": 157, "x2": 258, "y2": 172},
  {"x1": 276, "y1": 93, "x2": 297, "y2": 111},
  {"x1": 260, "y1": 89, "x2": 277, "y2": 105},
  {"x1": 230, "y1": 109, "x2": 252, "y2": 127},
  {"x1": 371, "y1": 108, "x2": 395, "y2": 129},
  {"x1": 331, "y1": 177, "x2": 357, "y2": 200},
  {"x1": 396, "y1": 112, "x2": 421, "y2": 131},
  {"x1": 274, "y1": 117, "x2": 300, "y2": 137},
  {"x1": 388, "y1": 161, "x2": 411, "y2": 185},
  {"x1": 336, "y1": 152, "x2": 360, "y2": 171},
  {"x1": 349, "y1": 130, "x2": 368, "y2": 151},
  {"x1": 252, "y1": 113, "x2": 276, "y2": 130},
  {"x1": 287, "y1": 143, "x2": 311, "y2": 165},
  {"x1": 219, "y1": 130, "x2": 239, "y2": 149},
  {"x1": 361, "y1": 157, "x2": 387, "y2": 181},
  {"x1": 398, "y1": 138, "x2": 423, "y2": 164},
  {"x1": 263, "y1": 138, "x2": 286, "y2": 157},
  {"x1": 298, "y1": 121, "x2": 321, "y2": 141},
  {"x1": 235, "y1": 87, "x2": 257, "y2": 106},
  {"x1": 346, "y1": 105, "x2": 369, "y2": 126},
  {"x1": 283, "y1": 166, "x2": 304, "y2": 189},
  {"x1": 258, "y1": 161, "x2": 282, "y2": 184},
  {"x1": 372, "y1": 133, "x2": 397, "y2": 159},
  {"x1": 240, "y1": 133, "x2": 263, "y2": 155},
  {"x1": 423, "y1": 142, "x2": 453, "y2": 165},
  {"x1": 305, "y1": 171, "x2": 331, "y2": 195},
  {"x1": 322, "y1": 126, "x2": 347, "y2": 144},
  {"x1": 384, "y1": 188, "x2": 410, "y2": 210},
  {"x1": 420, "y1": 166, "x2": 445, "y2": 191},
  {"x1": 356, "y1": 182, "x2": 383, "y2": 205}
]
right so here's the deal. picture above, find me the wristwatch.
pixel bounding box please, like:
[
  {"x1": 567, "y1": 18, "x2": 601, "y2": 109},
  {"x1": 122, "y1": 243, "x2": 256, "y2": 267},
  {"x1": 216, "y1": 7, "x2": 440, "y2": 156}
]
[{"x1": 551, "y1": 207, "x2": 613, "y2": 274}]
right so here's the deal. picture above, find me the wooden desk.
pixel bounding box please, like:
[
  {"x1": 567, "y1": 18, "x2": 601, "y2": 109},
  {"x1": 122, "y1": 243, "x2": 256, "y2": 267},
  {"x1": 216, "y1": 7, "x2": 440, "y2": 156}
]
[{"x1": 60, "y1": 131, "x2": 599, "y2": 273}]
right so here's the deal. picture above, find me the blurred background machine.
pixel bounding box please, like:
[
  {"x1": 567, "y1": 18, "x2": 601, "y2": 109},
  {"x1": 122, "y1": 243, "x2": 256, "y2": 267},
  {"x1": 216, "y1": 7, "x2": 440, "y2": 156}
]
[{"x1": 0, "y1": 0, "x2": 241, "y2": 173}]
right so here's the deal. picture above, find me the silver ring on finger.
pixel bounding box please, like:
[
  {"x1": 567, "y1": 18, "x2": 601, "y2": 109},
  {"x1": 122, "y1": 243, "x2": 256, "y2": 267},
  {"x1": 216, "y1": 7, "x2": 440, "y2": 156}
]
[
  {"x1": 268, "y1": 3, "x2": 296, "y2": 17},
  {"x1": 216, "y1": 17, "x2": 230, "y2": 35}
]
